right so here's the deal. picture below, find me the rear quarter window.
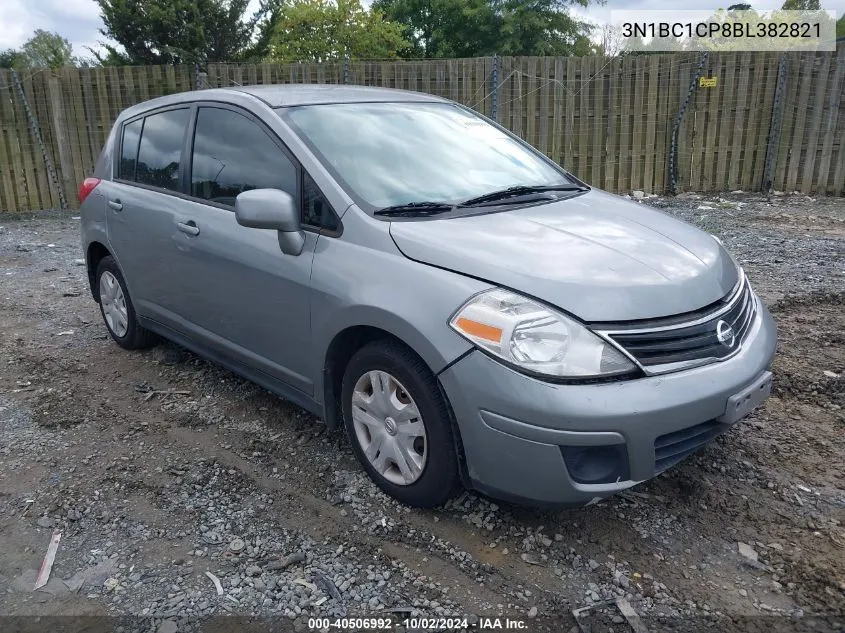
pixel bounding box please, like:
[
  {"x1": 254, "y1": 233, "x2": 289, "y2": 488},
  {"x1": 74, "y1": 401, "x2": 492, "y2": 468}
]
[{"x1": 119, "y1": 119, "x2": 143, "y2": 181}]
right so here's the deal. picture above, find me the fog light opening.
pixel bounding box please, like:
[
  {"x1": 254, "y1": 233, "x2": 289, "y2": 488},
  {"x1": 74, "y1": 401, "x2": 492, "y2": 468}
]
[{"x1": 561, "y1": 444, "x2": 630, "y2": 485}]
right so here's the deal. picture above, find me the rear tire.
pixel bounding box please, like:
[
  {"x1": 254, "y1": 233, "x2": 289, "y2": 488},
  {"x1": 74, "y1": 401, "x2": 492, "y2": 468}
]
[
  {"x1": 95, "y1": 256, "x2": 156, "y2": 350},
  {"x1": 341, "y1": 340, "x2": 459, "y2": 508}
]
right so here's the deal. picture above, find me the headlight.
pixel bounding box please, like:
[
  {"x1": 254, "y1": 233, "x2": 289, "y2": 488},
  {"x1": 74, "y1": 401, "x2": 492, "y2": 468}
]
[{"x1": 449, "y1": 289, "x2": 637, "y2": 379}]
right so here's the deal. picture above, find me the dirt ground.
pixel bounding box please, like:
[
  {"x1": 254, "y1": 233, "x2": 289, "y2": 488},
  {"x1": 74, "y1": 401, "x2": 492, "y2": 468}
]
[{"x1": 0, "y1": 192, "x2": 843, "y2": 632}]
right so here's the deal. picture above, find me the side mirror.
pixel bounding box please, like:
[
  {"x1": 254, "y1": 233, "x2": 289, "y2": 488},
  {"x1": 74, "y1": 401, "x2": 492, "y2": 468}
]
[{"x1": 235, "y1": 189, "x2": 305, "y2": 256}]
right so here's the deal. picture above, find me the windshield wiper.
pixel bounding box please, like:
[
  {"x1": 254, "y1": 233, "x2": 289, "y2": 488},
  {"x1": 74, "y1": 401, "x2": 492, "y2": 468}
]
[
  {"x1": 374, "y1": 185, "x2": 588, "y2": 216},
  {"x1": 461, "y1": 184, "x2": 589, "y2": 207},
  {"x1": 374, "y1": 201, "x2": 455, "y2": 217}
]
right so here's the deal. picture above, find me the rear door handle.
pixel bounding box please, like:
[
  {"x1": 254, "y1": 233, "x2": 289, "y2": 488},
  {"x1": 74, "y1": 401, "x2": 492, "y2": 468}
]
[
  {"x1": 108, "y1": 199, "x2": 123, "y2": 211},
  {"x1": 176, "y1": 220, "x2": 200, "y2": 236}
]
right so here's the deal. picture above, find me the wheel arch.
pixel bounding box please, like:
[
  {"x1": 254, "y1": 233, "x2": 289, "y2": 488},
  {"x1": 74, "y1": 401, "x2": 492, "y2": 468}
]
[
  {"x1": 321, "y1": 322, "x2": 471, "y2": 490},
  {"x1": 86, "y1": 241, "x2": 112, "y2": 301},
  {"x1": 322, "y1": 324, "x2": 415, "y2": 430},
  {"x1": 317, "y1": 304, "x2": 469, "y2": 421}
]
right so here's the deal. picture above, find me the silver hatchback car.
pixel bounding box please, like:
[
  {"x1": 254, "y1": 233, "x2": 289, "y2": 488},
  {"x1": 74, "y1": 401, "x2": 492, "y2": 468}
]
[{"x1": 79, "y1": 85, "x2": 777, "y2": 507}]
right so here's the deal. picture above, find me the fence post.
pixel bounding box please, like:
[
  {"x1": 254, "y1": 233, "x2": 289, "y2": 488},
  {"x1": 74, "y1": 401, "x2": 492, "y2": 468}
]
[
  {"x1": 11, "y1": 69, "x2": 67, "y2": 210},
  {"x1": 195, "y1": 62, "x2": 208, "y2": 90},
  {"x1": 761, "y1": 55, "x2": 788, "y2": 193},
  {"x1": 668, "y1": 51, "x2": 708, "y2": 195},
  {"x1": 491, "y1": 54, "x2": 499, "y2": 122},
  {"x1": 47, "y1": 74, "x2": 74, "y2": 205},
  {"x1": 343, "y1": 56, "x2": 350, "y2": 84}
]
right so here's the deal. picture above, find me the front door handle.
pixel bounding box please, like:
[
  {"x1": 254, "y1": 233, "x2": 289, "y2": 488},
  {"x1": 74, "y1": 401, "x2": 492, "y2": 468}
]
[
  {"x1": 176, "y1": 221, "x2": 200, "y2": 236},
  {"x1": 108, "y1": 199, "x2": 123, "y2": 211}
]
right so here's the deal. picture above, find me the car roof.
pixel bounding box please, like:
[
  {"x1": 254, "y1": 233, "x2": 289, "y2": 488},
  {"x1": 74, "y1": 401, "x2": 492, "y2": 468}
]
[
  {"x1": 230, "y1": 84, "x2": 448, "y2": 107},
  {"x1": 115, "y1": 84, "x2": 450, "y2": 123}
]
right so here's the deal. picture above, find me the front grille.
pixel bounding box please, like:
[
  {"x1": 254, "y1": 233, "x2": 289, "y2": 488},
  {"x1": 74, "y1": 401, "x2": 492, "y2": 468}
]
[
  {"x1": 654, "y1": 420, "x2": 724, "y2": 473},
  {"x1": 603, "y1": 277, "x2": 755, "y2": 371}
]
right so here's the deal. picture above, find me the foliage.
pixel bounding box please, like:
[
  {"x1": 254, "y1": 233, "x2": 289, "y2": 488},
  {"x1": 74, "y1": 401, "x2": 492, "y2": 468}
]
[
  {"x1": 496, "y1": 0, "x2": 593, "y2": 56},
  {"x1": 93, "y1": 0, "x2": 277, "y2": 65},
  {"x1": 780, "y1": 0, "x2": 820, "y2": 9},
  {"x1": 0, "y1": 49, "x2": 23, "y2": 69},
  {"x1": 202, "y1": 0, "x2": 263, "y2": 61},
  {"x1": 626, "y1": 35, "x2": 686, "y2": 55},
  {"x1": 373, "y1": 0, "x2": 594, "y2": 58},
  {"x1": 268, "y1": 0, "x2": 409, "y2": 62},
  {"x1": 622, "y1": 5, "x2": 838, "y2": 54},
  {"x1": 693, "y1": 7, "x2": 836, "y2": 51},
  {"x1": 572, "y1": 35, "x2": 600, "y2": 56},
  {"x1": 94, "y1": 0, "x2": 202, "y2": 64},
  {"x1": 370, "y1": 0, "x2": 488, "y2": 58},
  {"x1": 595, "y1": 25, "x2": 625, "y2": 57},
  {"x1": 12, "y1": 30, "x2": 78, "y2": 68},
  {"x1": 239, "y1": 0, "x2": 287, "y2": 61},
  {"x1": 837, "y1": 15, "x2": 845, "y2": 38}
]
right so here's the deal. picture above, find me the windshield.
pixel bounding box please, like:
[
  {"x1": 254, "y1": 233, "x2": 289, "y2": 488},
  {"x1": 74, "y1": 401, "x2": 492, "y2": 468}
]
[{"x1": 281, "y1": 102, "x2": 573, "y2": 210}]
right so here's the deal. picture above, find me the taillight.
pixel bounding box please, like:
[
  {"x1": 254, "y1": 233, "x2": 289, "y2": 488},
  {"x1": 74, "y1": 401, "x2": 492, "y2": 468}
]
[{"x1": 78, "y1": 177, "x2": 101, "y2": 203}]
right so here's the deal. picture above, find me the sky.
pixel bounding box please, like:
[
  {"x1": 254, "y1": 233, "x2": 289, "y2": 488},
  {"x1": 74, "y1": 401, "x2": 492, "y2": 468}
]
[{"x1": 0, "y1": 0, "x2": 842, "y2": 56}]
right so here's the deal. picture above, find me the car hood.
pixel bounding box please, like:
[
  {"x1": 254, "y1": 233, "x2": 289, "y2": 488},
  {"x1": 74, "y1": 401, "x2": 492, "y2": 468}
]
[{"x1": 388, "y1": 189, "x2": 740, "y2": 322}]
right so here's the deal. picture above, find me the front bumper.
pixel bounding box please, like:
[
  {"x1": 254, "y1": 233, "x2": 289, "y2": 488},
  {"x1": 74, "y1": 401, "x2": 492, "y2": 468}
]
[{"x1": 438, "y1": 299, "x2": 778, "y2": 505}]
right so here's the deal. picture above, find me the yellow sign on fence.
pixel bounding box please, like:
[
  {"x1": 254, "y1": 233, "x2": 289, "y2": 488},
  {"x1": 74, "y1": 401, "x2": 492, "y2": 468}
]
[{"x1": 699, "y1": 76, "x2": 718, "y2": 88}]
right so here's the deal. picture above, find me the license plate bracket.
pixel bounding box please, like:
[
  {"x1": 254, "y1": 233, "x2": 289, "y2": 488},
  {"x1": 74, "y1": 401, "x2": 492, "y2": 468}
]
[{"x1": 717, "y1": 371, "x2": 773, "y2": 425}]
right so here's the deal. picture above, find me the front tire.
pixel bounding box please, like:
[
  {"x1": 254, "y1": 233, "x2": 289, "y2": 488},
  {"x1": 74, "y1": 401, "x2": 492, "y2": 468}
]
[
  {"x1": 341, "y1": 341, "x2": 459, "y2": 508},
  {"x1": 96, "y1": 256, "x2": 156, "y2": 350}
]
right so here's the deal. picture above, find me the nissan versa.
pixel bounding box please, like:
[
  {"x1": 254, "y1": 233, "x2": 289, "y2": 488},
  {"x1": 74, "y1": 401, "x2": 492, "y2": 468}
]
[{"x1": 79, "y1": 85, "x2": 777, "y2": 507}]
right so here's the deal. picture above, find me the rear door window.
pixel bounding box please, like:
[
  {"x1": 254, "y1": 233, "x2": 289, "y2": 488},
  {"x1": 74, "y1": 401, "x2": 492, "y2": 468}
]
[
  {"x1": 190, "y1": 106, "x2": 297, "y2": 207},
  {"x1": 135, "y1": 108, "x2": 190, "y2": 192}
]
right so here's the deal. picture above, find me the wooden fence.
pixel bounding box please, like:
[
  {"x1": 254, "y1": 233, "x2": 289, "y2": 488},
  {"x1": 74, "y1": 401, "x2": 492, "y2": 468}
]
[{"x1": 1, "y1": 46, "x2": 843, "y2": 212}]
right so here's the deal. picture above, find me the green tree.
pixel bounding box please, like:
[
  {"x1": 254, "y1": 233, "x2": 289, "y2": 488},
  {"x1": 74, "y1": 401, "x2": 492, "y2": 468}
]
[
  {"x1": 18, "y1": 30, "x2": 77, "y2": 68},
  {"x1": 780, "y1": 0, "x2": 819, "y2": 9},
  {"x1": 693, "y1": 7, "x2": 764, "y2": 51},
  {"x1": 495, "y1": 0, "x2": 592, "y2": 56},
  {"x1": 0, "y1": 49, "x2": 23, "y2": 68},
  {"x1": 375, "y1": 0, "x2": 593, "y2": 58},
  {"x1": 572, "y1": 34, "x2": 599, "y2": 56},
  {"x1": 94, "y1": 0, "x2": 277, "y2": 65},
  {"x1": 268, "y1": 0, "x2": 409, "y2": 62},
  {"x1": 203, "y1": 0, "x2": 264, "y2": 61},
  {"x1": 371, "y1": 0, "x2": 497, "y2": 58},
  {"x1": 239, "y1": 0, "x2": 286, "y2": 61},
  {"x1": 626, "y1": 35, "x2": 686, "y2": 55},
  {"x1": 690, "y1": 6, "x2": 836, "y2": 51},
  {"x1": 837, "y1": 15, "x2": 844, "y2": 38}
]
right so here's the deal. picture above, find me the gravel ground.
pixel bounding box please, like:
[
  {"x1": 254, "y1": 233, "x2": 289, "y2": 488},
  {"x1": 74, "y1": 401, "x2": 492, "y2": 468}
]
[{"x1": 0, "y1": 192, "x2": 843, "y2": 632}]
